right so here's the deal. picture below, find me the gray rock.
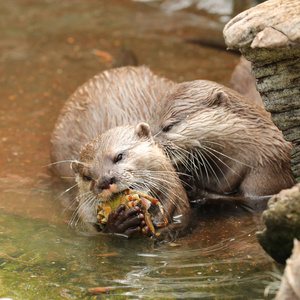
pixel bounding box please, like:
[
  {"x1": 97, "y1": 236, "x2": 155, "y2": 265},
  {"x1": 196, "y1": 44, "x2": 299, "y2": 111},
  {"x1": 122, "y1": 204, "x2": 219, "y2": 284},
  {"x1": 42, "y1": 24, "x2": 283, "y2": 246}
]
[
  {"x1": 275, "y1": 239, "x2": 300, "y2": 300},
  {"x1": 223, "y1": 0, "x2": 300, "y2": 180},
  {"x1": 256, "y1": 183, "x2": 300, "y2": 264}
]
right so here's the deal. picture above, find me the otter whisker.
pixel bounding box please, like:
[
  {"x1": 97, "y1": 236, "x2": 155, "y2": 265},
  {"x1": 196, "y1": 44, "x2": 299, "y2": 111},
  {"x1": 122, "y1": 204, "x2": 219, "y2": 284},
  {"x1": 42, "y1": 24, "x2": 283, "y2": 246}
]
[
  {"x1": 153, "y1": 128, "x2": 163, "y2": 138},
  {"x1": 43, "y1": 160, "x2": 76, "y2": 167},
  {"x1": 44, "y1": 160, "x2": 89, "y2": 168},
  {"x1": 195, "y1": 148, "x2": 223, "y2": 188},
  {"x1": 169, "y1": 143, "x2": 191, "y2": 161},
  {"x1": 202, "y1": 144, "x2": 253, "y2": 168},
  {"x1": 201, "y1": 140, "x2": 226, "y2": 148},
  {"x1": 170, "y1": 148, "x2": 191, "y2": 172},
  {"x1": 61, "y1": 191, "x2": 90, "y2": 218},
  {"x1": 69, "y1": 192, "x2": 96, "y2": 227},
  {"x1": 132, "y1": 165, "x2": 193, "y2": 191},
  {"x1": 138, "y1": 172, "x2": 179, "y2": 190},
  {"x1": 147, "y1": 175, "x2": 182, "y2": 192},
  {"x1": 188, "y1": 150, "x2": 203, "y2": 179},
  {"x1": 131, "y1": 176, "x2": 179, "y2": 216},
  {"x1": 199, "y1": 147, "x2": 233, "y2": 190},
  {"x1": 61, "y1": 176, "x2": 76, "y2": 180},
  {"x1": 143, "y1": 170, "x2": 193, "y2": 178},
  {"x1": 61, "y1": 196, "x2": 79, "y2": 218},
  {"x1": 148, "y1": 170, "x2": 194, "y2": 188},
  {"x1": 201, "y1": 145, "x2": 242, "y2": 180},
  {"x1": 191, "y1": 149, "x2": 210, "y2": 183},
  {"x1": 54, "y1": 183, "x2": 78, "y2": 201},
  {"x1": 131, "y1": 169, "x2": 184, "y2": 189},
  {"x1": 162, "y1": 143, "x2": 190, "y2": 166},
  {"x1": 145, "y1": 175, "x2": 186, "y2": 206}
]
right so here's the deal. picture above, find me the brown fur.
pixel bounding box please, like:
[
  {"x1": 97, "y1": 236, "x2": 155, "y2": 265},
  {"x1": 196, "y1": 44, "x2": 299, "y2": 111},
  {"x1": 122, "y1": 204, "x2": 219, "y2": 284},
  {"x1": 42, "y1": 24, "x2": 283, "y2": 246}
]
[
  {"x1": 72, "y1": 123, "x2": 192, "y2": 241},
  {"x1": 50, "y1": 66, "x2": 174, "y2": 179},
  {"x1": 150, "y1": 80, "x2": 295, "y2": 200}
]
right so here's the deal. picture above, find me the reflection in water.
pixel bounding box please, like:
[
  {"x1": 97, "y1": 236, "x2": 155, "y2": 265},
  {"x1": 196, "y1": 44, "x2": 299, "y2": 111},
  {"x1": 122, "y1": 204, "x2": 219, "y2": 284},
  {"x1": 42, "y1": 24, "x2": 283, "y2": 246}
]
[
  {"x1": 0, "y1": 0, "x2": 279, "y2": 299},
  {"x1": 0, "y1": 211, "x2": 279, "y2": 299}
]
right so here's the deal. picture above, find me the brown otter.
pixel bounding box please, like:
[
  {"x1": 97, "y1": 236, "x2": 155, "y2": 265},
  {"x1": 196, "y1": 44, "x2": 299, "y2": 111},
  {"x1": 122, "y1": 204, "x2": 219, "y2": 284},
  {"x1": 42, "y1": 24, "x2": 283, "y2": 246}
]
[
  {"x1": 71, "y1": 123, "x2": 192, "y2": 241},
  {"x1": 50, "y1": 66, "x2": 174, "y2": 179},
  {"x1": 149, "y1": 80, "x2": 296, "y2": 202}
]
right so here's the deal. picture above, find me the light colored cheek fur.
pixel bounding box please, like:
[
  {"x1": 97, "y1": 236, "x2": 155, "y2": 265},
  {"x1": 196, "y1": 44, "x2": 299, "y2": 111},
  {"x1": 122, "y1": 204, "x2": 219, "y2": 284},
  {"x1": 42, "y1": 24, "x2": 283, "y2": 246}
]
[
  {"x1": 76, "y1": 176, "x2": 89, "y2": 194},
  {"x1": 68, "y1": 175, "x2": 98, "y2": 226}
]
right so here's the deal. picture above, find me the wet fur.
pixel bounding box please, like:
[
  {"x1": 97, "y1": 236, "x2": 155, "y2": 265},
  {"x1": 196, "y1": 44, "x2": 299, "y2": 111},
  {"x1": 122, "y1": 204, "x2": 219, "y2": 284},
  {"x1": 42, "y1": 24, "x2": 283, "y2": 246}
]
[
  {"x1": 50, "y1": 66, "x2": 174, "y2": 179},
  {"x1": 71, "y1": 124, "x2": 192, "y2": 241},
  {"x1": 50, "y1": 66, "x2": 295, "y2": 231},
  {"x1": 149, "y1": 80, "x2": 295, "y2": 200}
]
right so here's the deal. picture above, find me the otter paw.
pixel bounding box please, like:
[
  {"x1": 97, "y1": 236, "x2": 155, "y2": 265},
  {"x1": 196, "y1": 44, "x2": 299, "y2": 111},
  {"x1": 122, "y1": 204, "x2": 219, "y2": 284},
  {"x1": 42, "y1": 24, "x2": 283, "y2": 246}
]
[{"x1": 102, "y1": 204, "x2": 145, "y2": 237}]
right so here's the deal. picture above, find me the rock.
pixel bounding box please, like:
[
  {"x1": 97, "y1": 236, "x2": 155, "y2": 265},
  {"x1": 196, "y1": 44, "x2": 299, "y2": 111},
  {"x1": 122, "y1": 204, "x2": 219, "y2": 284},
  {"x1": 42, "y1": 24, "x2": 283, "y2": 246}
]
[
  {"x1": 256, "y1": 184, "x2": 300, "y2": 264},
  {"x1": 275, "y1": 239, "x2": 300, "y2": 300},
  {"x1": 223, "y1": 0, "x2": 300, "y2": 181}
]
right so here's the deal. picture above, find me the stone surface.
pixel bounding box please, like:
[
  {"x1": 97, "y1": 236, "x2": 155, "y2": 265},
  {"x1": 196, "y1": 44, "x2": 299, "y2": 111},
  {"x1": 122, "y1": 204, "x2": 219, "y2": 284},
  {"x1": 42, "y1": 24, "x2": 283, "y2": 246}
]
[
  {"x1": 223, "y1": 0, "x2": 300, "y2": 180},
  {"x1": 256, "y1": 184, "x2": 300, "y2": 264},
  {"x1": 224, "y1": 0, "x2": 300, "y2": 49},
  {"x1": 275, "y1": 239, "x2": 300, "y2": 300}
]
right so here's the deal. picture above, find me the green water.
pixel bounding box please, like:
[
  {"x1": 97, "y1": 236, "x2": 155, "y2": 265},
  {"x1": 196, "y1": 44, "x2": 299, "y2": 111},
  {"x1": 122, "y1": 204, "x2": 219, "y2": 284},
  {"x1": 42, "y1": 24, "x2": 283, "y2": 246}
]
[{"x1": 0, "y1": 211, "x2": 280, "y2": 299}]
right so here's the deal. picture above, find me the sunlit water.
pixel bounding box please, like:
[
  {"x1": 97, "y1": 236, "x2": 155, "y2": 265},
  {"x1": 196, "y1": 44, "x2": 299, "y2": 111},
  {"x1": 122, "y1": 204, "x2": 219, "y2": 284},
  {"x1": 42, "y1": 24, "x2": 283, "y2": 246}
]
[{"x1": 0, "y1": 0, "x2": 282, "y2": 299}]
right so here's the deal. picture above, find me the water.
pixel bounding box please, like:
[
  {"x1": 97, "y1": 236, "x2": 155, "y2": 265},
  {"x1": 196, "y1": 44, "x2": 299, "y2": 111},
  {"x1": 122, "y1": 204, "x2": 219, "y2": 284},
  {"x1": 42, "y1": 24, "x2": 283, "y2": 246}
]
[{"x1": 0, "y1": 0, "x2": 282, "y2": 299}]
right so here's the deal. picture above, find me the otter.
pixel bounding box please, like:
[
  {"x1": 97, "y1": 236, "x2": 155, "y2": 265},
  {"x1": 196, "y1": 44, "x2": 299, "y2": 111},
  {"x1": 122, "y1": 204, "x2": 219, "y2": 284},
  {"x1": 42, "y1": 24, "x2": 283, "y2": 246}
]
[
  {"x1": 149, "y1": 80, "x2": 296, "y2": 202},
  {"x1": 50, "y1": 66, "x2": 174, "y2": 179},
  {"x1": 51, "y1": 66, "x2": 295, "y2": 220},
  {"x1": 70, "y1": 123, "x2": 192, "y2": 241}
]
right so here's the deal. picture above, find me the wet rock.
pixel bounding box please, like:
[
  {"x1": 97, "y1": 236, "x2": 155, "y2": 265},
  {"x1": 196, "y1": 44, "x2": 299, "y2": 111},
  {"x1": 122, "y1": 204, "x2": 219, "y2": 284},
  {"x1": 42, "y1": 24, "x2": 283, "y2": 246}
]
[
  {"x1": 275, "y1": 239, "x2": 300, "y2": 300},
  {"x1": 223, "y1": 0, "x2": 300, "y2": 180},
  {"x1": 256, "y1": 184, "x2": 300, "y2": 264}
]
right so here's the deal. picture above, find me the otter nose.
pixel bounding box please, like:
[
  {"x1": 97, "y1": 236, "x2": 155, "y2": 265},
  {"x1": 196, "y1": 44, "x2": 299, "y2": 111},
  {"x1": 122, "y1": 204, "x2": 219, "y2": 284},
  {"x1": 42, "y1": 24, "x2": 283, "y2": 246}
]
[{"x1": 97, "y1": 177, "x2": 116, "y2": 193}]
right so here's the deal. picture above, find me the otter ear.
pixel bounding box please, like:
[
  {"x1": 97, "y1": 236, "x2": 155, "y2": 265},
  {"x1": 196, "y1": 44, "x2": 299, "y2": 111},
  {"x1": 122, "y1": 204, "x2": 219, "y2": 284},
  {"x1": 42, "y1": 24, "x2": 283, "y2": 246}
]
[
  {"x1": 71, "y1": 160, "x2": 79, "y2": 174},
  {"x1": 211, "y1": 90, "x2": 229, "y2": 106},
  {"x1": 136, "y1": 123, "x2": 152, "y2": 139}
]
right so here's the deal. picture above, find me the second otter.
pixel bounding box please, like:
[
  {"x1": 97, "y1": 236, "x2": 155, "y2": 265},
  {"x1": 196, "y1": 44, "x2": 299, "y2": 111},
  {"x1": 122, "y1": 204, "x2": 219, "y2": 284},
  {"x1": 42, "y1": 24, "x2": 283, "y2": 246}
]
[{"x1": 150, "y1": 80, "x2": 295, "y2": 202}]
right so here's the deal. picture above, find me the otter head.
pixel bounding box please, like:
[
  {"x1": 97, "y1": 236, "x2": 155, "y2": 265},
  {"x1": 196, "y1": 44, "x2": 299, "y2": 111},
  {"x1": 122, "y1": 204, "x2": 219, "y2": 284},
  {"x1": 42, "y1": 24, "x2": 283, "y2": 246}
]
[
  {"x1": 150, "y1": 80, "x2": 236, "y2": 161},
  {"x1": 71, "y1": 123, "x2": 160, "y2": 198},
  {"x1": 70, "y1": 123, "x2": 177, "y2": 224}
]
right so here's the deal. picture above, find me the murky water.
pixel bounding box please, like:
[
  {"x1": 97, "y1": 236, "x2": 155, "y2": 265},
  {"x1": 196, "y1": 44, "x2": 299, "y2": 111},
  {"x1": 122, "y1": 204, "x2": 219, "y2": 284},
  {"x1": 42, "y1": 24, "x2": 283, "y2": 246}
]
[{"x1": 0, "y1": 0, "x2": 282, "y2": 299}]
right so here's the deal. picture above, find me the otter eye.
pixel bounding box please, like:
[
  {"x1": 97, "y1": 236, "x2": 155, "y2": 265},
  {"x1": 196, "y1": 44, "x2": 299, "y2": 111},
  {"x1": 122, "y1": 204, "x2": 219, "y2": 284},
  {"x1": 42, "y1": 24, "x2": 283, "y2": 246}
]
[
  {"x1": 114, "y1": 153, "x2": 123, "y2": 163},
  {"x1": 162, "y1": 124, "x2": 174, "y2": 132},
  {"x1": 83, "y1": 175, "x2": 93, "y2": 181}
]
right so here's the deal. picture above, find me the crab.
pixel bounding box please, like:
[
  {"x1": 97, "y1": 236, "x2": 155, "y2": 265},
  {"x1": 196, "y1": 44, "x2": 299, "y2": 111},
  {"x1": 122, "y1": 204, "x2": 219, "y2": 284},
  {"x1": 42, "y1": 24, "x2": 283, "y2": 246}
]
[{"x1": 96, "y1": 189, "x2": 168, "y2": 234}]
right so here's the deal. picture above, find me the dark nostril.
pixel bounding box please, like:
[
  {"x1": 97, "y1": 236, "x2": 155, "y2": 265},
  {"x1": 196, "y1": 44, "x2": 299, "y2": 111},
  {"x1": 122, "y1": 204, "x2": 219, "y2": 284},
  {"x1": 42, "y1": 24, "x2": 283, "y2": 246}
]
[
  {"x1": 98, "y1": 177, "x2": 116, "y2": 191},
  {"x1": 109, "y1": 177, "x2": 115, "y2": 185}
]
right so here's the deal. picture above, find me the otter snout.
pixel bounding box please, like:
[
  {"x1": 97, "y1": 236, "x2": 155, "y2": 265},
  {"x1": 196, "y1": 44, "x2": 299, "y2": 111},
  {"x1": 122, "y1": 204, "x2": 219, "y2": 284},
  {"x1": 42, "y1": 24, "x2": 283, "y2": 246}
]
[{"x1": 93, "y1": 176, "x2": 118, "y2": 197}]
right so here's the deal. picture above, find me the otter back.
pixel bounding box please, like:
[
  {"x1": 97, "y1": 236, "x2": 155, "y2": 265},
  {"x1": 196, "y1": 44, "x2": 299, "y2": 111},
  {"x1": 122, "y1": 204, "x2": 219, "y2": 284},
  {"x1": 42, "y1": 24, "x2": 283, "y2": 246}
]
[{"x1": 50, "y1": 66, "x2": 174, "y2": 179}]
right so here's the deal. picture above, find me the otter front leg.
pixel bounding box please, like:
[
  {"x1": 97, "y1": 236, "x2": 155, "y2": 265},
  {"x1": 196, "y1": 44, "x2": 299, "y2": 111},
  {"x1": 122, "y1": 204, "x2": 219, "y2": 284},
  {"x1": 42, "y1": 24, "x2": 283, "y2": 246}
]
[
  {"x1": 101, "y1": 204, "x2": 151, "y2": 237},
  {"x1": 154, "y1": 193, "x2": 193, "y2": 242},
  {"x1": 154, "y1": 210, "x2": 193, "y2": 242}
]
